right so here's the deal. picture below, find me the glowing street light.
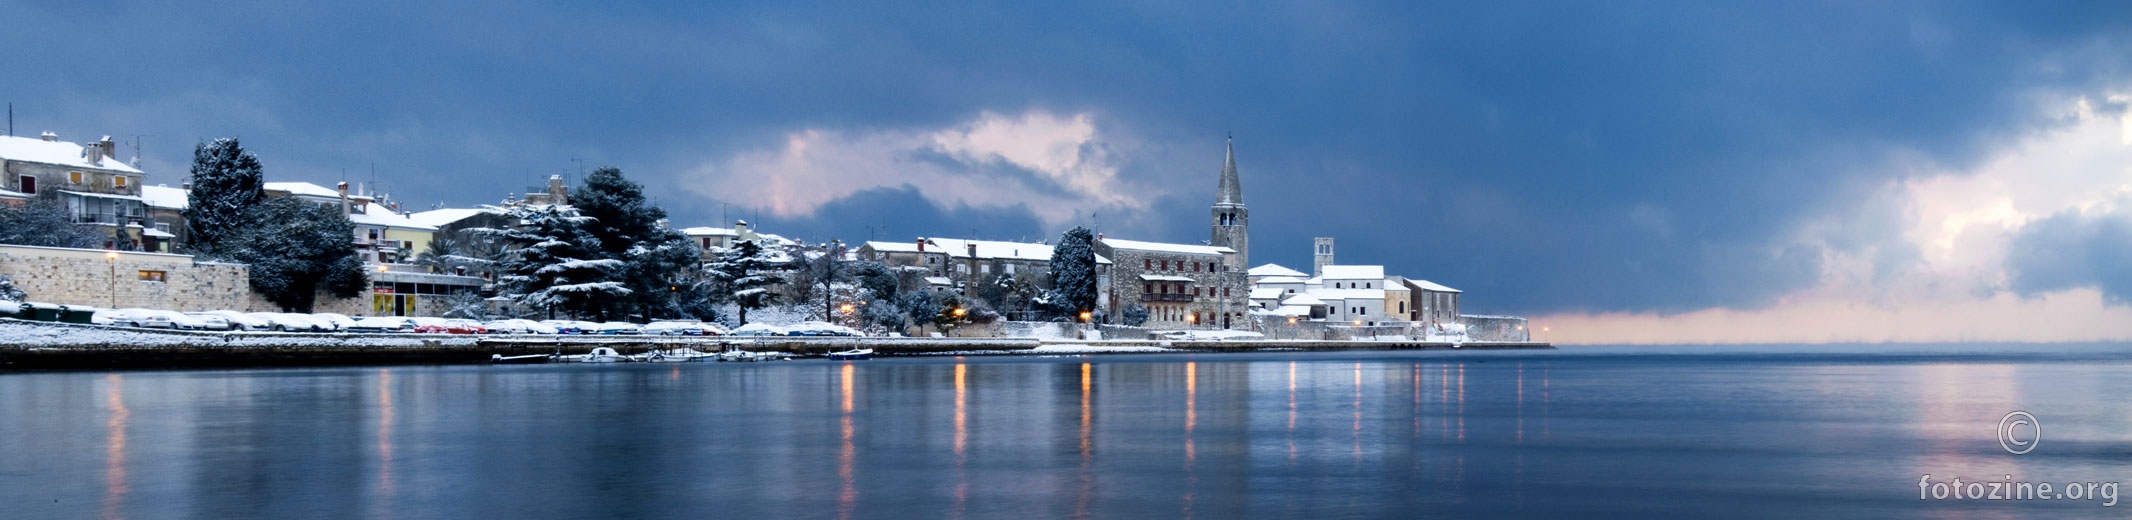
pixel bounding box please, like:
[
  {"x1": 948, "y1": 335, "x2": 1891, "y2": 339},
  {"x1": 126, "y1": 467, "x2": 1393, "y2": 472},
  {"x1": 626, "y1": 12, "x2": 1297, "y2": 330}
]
[
  {"x1": 840, "y1": 303, "x2": 855, "y2": 314},
  {"x1": 952, "y1": 307, "x2": 967, "y2": 318},
  {"x1": 1078, "y1": 311, "x2": 1092, "y2": 323},
  {"x1": 376, "y1": 264, "x2": 389, "y2": 273}
]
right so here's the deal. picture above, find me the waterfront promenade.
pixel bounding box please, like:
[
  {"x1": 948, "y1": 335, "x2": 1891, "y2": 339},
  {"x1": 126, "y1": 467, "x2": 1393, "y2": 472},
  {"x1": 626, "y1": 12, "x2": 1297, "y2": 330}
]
[{"x1": 0, "y1": 319, "x2": 1550, "y2": 370}]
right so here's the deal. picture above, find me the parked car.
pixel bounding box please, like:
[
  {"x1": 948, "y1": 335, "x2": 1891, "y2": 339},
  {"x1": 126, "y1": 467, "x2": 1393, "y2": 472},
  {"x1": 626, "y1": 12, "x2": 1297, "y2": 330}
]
[
  {"x1": 182, "y1": 312, "x2": 236, "y2": 331},
  {"x1": 643, "y1": 321, "x2": 715, "y2": 336},
  {"x1": 310, "y1": 313, "x2": 361, "y2": 332},
  {"x1": 98, "y1": 308, "x2": 175, "y2": 329},
  {"x1": 786, "y1": 321, "x2": 860, "y2": 337},
  {"x1": 199, "y1": 310, "x2": 272, "y2": 331},
  {"x1": 249, "y1": 312, "x2": 327, "y2": 332},
  {"x1": 414, "y1": 318, "x2": 486, "y2": 334},
  {"x1": 348, "y1": 317, "x2": 416, "y2": 333},
  {"x1": 592, "y1": 322, "x2": 642, "y2": 335},
  {"x1": 155, "y1": 310, "x2": 222, "y2": 330},
  {"x1": 728, "y1": 323, "x2": 786, "y2": 337},
  {"x1": 486, "y1": 319, "x2": 557, "y2": 335},
  {"x1": 537, "y1": 319, "x2": 585, "y2": 334},
  {"x1": 445, "y1": 319, "x2": 489, "y2": 334}
]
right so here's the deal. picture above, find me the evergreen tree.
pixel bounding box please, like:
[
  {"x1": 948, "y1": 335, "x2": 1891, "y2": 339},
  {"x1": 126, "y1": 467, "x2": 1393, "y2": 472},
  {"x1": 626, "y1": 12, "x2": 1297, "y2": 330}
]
[
  {"x1": 1122, "y1": 303, "x2": 1150, "y2": 327},
  {"x1": 899, "y1": 290, "x2": 940, "y2": 334},
  {"x1": 704, "y1": 239, "x2": 782, "y2": 325},
  {"x1": 479, "y1": 205, "x2": 629, "y2": 320},
  {"x1": 226, "y1": 197, "x2": 367, "y2": 312},
  {"x1": 0, "y1": 194, "x2": 103, "y2": 248},
  {"x1": 849, "y1": 261, "x2": 898, "y2": 303},
  {"x1": 182, "y1": 138, "x2": 265, "y2": 255},
  {"x1": 0, "y1": 274, "x2": 26, "y2": 302},
  {"x1": 1046, "y1": 226, "x2": 1100, "y2": 318},
  {"x1": 572, "y1": 166, "x2": 697, "y2": 319},
  {"x1": 860, "y1": 297, "x2": 904, "y2": 333}
]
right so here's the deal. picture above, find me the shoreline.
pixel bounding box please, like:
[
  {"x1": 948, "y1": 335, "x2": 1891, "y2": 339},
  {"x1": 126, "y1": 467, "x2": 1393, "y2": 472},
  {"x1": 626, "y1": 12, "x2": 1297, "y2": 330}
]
[{"x1": 0, "y1": 319, "x2": 1551, "y2": 370}]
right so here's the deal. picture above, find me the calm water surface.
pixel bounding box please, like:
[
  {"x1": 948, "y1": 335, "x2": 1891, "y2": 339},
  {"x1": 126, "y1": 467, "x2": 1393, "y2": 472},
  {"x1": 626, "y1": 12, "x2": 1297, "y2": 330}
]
[{"x1": 4, "y1": 344, "x2": 2131, "y2": 518}]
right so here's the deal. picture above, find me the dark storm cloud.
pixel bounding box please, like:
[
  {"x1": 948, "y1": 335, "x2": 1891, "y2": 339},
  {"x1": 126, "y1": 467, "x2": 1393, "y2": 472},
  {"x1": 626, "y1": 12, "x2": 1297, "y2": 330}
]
[
  {"x1": 2006, "y1": 205, "x2": 2132, "y2": 305},
  {"x1": 7, "y1": 1, "x2": 2132, "y2": 314},
  {"x1": 756, "y1": 185, "x2": 1048, "y2": 246}
]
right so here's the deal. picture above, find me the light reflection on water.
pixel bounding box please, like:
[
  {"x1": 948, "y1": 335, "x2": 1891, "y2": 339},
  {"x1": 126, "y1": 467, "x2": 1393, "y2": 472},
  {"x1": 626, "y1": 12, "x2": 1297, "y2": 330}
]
[{"x1": 3, "y1": 345, "x2": 2131, "y2": 518}]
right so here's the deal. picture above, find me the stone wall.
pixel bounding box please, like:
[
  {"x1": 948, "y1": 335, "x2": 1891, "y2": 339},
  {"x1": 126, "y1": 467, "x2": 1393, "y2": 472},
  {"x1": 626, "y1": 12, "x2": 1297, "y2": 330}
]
[{"x1": 0, "y1": 244, "x2": 250, "y2": 311}]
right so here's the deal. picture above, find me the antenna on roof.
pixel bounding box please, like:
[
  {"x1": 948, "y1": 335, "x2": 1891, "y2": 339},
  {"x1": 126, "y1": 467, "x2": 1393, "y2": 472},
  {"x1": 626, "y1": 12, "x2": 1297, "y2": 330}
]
[
  {"x1": 6, "y1": 102, "x2": 12, "y2": 137},
  {"x1": 127, "y1": 134, "x2": 150, "y2": 167}
]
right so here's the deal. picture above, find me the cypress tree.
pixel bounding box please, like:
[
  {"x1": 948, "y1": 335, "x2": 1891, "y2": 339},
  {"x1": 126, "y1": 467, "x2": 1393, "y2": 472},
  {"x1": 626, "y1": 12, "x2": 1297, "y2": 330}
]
[{"x1": 182, "y1": 138, "x2": 264, "y2": 255}]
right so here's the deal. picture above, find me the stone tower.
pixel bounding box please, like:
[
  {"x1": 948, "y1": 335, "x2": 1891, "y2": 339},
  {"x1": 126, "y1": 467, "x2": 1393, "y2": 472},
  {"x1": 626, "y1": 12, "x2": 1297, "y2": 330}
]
[
  {"x1": 1313, "y1": 237, "x2": 1334, "y2": 277},
  {"x1": 1210, "y1": 138, "x2": 1249, "y2": 271}
]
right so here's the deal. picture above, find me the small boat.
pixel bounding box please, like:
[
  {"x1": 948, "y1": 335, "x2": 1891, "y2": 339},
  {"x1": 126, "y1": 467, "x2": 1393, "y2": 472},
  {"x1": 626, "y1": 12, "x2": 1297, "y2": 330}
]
[
  {"x1": 826, "y1": 348, "x2": 874, "y2": 361},
  {"x1": 635, "y1": 347, "x2": 718, "y2": 363},
  {"x1": 557, "y1": 347, "x2": 625, "y2": 363},
  {"x1": 491, "y1": 353, "x2": 553, "y2": 365}
]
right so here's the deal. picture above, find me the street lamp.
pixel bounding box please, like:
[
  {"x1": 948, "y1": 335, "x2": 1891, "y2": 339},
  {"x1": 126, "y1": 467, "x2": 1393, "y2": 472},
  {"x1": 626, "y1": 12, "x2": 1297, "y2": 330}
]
[{"x1": 106, "y1": 251, "x2": 119, "y2": 308}]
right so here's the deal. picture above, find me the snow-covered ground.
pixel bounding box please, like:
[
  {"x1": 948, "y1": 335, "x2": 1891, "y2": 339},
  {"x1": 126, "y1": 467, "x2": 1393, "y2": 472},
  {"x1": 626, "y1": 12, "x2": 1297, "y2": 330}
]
[{"x1": 1, "y1": 319, "x2": 480, "y2": 348}]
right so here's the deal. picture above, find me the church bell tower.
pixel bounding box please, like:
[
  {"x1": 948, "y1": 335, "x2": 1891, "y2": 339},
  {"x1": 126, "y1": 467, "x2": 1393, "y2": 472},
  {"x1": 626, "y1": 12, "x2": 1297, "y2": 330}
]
[{"x1": 1210, "y1": 137, "x2": 1248, "y2": 270}]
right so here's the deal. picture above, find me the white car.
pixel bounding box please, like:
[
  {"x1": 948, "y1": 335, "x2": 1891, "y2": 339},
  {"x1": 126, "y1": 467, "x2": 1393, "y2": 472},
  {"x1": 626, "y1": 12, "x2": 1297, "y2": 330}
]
[
  {"x1": 182, "y1": 312, "x2": 235, "y2": 330},
  {"x1": 786, "y1": 321, "x2": 860, "y2": 337},
  {"x1": 249, "y1": 312, "x2": 326, "y2": 332},
  {"x1": 643, "y1": 321, "x2": 715, "y2": 336},
  {"x1": 348, "y1": 317, "x2": 416, "y2": 333},
  {"x1": 486, "y1": 319, "x2": 557, "y2": 335},
  {"x1": 155, "y1": 310, "x2": 221, "y2": 330},
  {"x1": 310, "y1": 313, "x2": 360, "y2": 332},
  {"x1": 199, "y1": 310, "x2": 273, "y2": 331},
  {"x1": 727, "y1": 323, "x2": 786, "y2": 337},
  {"x1": 97, "y1": 308, "x2": 175, "y2": 329}
]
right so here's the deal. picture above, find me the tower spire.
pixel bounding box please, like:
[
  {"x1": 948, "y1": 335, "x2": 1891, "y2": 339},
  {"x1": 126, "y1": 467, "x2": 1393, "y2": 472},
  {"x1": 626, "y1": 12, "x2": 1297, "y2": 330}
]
[{"x1": 1216, "y1": 136, "x2": 1243, "y2": 205}]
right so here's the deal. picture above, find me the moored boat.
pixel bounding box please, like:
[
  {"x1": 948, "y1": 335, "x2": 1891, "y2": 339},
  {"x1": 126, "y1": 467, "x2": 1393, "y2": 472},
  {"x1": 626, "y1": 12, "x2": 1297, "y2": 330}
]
[
  {"x1": 827, "y1": 348, "x2": 873, "y2": 361},
  {"x1": 556, "y1": 347, "x2": 625, "y2": 363},
  {"x1": 491, "y1": 353, "x2": 554, "y2": 364}
]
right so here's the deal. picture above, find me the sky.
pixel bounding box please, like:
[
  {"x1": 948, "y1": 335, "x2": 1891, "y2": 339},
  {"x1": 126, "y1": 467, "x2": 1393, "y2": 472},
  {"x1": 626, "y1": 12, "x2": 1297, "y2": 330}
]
[{"x1": 5, "y1": 1, "x2": 2132, "y2": 343}]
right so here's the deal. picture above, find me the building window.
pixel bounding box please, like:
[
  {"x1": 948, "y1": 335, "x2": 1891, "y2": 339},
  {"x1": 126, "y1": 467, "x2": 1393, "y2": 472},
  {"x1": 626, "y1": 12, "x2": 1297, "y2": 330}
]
[
  {"x1": 1194, "y1": 287, "x2": 1201, "y2": 296},
  {"x1": 69, "y1": 171, "x2": 83, "y2": 184},
  {"x1": 1144, "y1": 259, "x2": 1151, "y2": 269},
  {"x1": 1366, "y1": 282, "x2": 1372, "y2": 289},
  {"x1": 1194, "y1": 262, "x2": 1201, "y2": 272},
  {"x1": 136, "y1": 270, "x2": 166, "y2": 283},
  {"x1": 115, "y1": 176, "x2": 128, "y2": 188},
  {"x1": 1160, "y1": 259, "x2": 1168, "y2": 271},
  {"x1": 1224, "y1": 287, "x2": 1230, "y2": 297},
  {"x1": 17, "y1": 175, "x2": 33, "y2": 194},
  {"x1": 1144, "y1": 282, "x2": 1152, "y2": 293},
  {"x1": 154, "y1": 222, "x2": 171, "y2": 233},
  {"x1": 1159, "y1": 284, "x2": 1167, "y2": 294}
]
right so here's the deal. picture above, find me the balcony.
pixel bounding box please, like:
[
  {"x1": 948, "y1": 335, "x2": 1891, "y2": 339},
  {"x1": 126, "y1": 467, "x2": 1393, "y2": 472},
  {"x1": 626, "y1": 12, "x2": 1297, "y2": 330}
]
[
  {"x1": 71, "y1": 213, "x2": 144, "y2": 226},
  {"x1": 1140, "y1": 293, "x2": 1194, "y2": 303}
]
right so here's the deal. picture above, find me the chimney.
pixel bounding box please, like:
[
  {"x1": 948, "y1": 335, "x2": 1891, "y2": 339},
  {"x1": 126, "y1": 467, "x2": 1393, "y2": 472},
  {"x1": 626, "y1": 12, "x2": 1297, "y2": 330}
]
[
  {"x1": 1096, "y1": 233, "x2": 1103, "y2": 242},
  {"x1": 547, "y1": 175, "x2": 566, "y2": 201},
  {"x1": 337, "y1": 182, "x2": 350, "y2": 216},
  {"x1": 916, "y1": 238, "x2": 925, "y2": 253},
  {"x1": 39, "y1": 131, "x2": 56, "y2": 142}
]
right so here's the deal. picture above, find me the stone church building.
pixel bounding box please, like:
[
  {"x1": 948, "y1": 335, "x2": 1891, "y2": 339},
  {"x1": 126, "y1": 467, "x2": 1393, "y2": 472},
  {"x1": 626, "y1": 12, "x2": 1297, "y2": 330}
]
[{"x1": 1096, "y1": 139, "x2": 1253, "y2": 329}]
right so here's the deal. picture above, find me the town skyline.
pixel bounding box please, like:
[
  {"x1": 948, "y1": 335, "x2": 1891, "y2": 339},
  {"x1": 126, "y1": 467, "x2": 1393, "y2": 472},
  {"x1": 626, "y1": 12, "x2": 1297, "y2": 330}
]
[{"x1": 8, "y1": 2, "x2": 2132, "y2": 343}]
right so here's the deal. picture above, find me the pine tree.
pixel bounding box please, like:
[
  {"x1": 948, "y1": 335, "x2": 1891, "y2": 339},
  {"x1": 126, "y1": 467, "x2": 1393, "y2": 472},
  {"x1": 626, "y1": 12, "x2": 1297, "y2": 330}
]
[
  {"x1": 572, "y1": 166, "x2": 697, "y2": 319},
  {"x1": 479, "y1": 205, "x2": 630, "y2": 320},
  {"x1": 227, "y1": 197, "x2": 367, "y2": 312},
  {"x1": 704, "y1": 239, "x2": 783, "y2": 325},
  {"x1": 1047, "y1": 226, "x2": 1100, "y2": 318},
  {"x1": 182, "y1": 138, "x2": 264, "y2": 255}
]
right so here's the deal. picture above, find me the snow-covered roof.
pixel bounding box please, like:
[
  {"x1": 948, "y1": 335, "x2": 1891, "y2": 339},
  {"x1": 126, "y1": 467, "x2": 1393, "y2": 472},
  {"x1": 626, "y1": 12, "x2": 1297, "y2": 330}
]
[
  {"x1": 58, "y1": 190, "x2": 143, "y2": 202},
  {"x1": 1255, "y1": 276, "x2": 1306, "y2": 285},
  {"x1": 405, "y1": 207, "x2": 497, "y2": 229},
  {"x1": 1248, "y1": 263, "x2": 1307, "y2": 277},
  {"x1": 1139, "y1": 274, "x2": 1196, "y2": 282},
  {"x1": 1270, "y1": 305, "x2": 1314, "y2": 317},
  {"x1": 1097, "y1": 238, "x2": 1232, "y2": 256},
  {"x1": 1320, "y1": 265, "x2": 1384, "y2": 280},
  {"x1": 866, "y1": 238, "x2": 1112, "y2": 264},
  {"x1": 1281, "y1": 294, "x2": 1326, "y2": 306},
  {"x1": 348, "y1": 202, "x2": 438, "y2": 230},
  {"x1": 142, "y1": 227, "x2": 176, "y2": 238},
  {"x1": 1248, "y1": 287, "x2": 1286, "y2": 300},
  {"x1": 1408, "y1": 279, "x2": 1462, "y2": 293},
  {"x1": 0, "y1": 188, "x2": 27, "y2": 200},
  {"x1": 140, "y1": 185, "x2": 187, "y2": 209},
  {"x1": 263, "y1": 181, "x2": 348, "y2": 199},
  {"x1": 924, "y1": 276, "x2": 953, "y2": 286},
  {"x1": 681, "y1": 226, "x2": 738, "y2": 237},
  {"x1": 0, "y1": 135, "x2": 143, "y2": 174}
]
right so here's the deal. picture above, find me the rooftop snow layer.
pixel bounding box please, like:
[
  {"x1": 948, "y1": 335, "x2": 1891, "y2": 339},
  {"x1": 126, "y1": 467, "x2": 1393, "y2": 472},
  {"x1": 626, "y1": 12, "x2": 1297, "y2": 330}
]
[
  {"x1": 1138, "y1": 274, "x2": 1196, "y2": 282},
  {"x1": 1408, "y1": 279, "x2": 1462, "y2": 292},
  {"x1": 140, "y1": 185, "x2": 187, "y2": 209},
  {"x1": 0, "y1": 135, "x2": 143, "y2": 173},
  {"x1": 1096, "y1": 238, "x2": 1232, "y2": 256},
  {"x1": 1248, "y1": 263, "x2": 1307, "y2": 277},
  {"x1": 405, "y1": 207, "x2": 497, "y2": 228}
]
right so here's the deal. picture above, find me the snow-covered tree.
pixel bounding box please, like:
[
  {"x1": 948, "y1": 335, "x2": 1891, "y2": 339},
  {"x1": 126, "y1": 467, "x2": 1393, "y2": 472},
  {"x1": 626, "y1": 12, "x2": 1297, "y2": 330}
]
[
  {"x1": 1122, "y1": 303, "x2": 1150, "y2": 327},
  {"x1": 441, "y1": 290, "x2": 495, "y2": 320},
  {"x1": 0, "y1": 274, "x2": 26, "y2": 302},
  {"x1": 1046, "y1": 226, "x2": 1100, "y2": 319},
  {"x1": 480, "y1": 205, "x2": 629, "y2": 320},
  {"x1": 849, "y1": 261, "x2": 898, "y2": 302},
  {"x1": 860, "y1": 297, "x2": 904, "y2": 333},
  {"x1": 899, "y1": 290, "x2": 939, "y2": 334},
  {"x1": 704, "y1": 238, "x2": 782, "y2": 325},
  {"x1": 182, "y1": 138, "x2": 265, "y2": 255},
  {"x1": 415, "y1": 235, "x2": 500, "y2": 279},
  {"x1": 572, "y1": 166, "x2": 698, "y2": 319},
  {"x1": 226, "y1": 196, "x2": 367, "y2": 312},
  {"x1": 0, "y1": 194, "x2": 102, "y2": 248}
]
